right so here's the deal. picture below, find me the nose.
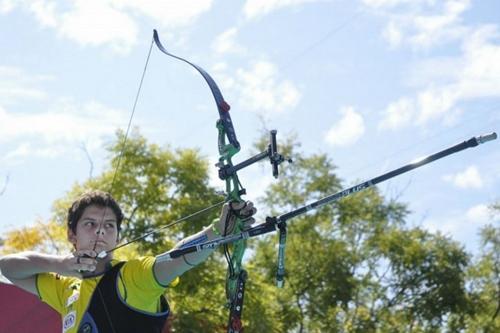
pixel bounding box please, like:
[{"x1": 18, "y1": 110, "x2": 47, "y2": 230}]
[{"x1": 95, "y1": 226, "x2": 105, "y2": 235}]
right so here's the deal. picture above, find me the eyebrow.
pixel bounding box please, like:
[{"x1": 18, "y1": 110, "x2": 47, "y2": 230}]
[{"x1": 81, "y1": 217, "x2": 117, "y2": 223}]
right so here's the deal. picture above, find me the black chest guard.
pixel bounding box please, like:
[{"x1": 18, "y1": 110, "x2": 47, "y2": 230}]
[{"x1": 77, "y1": 262, "x2": 169, "y2": 333}]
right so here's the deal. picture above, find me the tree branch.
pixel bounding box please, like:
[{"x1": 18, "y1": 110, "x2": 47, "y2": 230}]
[
  {"x1": 79, "y1": 142, "x2": 94, "y2": 179},
  {"x1": 0, "y1": 173, "x2": 10, "y2": 196}
]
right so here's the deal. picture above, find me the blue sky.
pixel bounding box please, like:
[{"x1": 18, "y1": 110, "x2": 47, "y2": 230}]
[{"x1": 0, "y1": 0, "x2": 498, "y2": 254}]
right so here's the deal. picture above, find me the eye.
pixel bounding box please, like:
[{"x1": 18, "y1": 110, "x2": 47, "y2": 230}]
[
  {"x1": 85, "y1": 221, "x2": 95, "y2": 227},
  {"x1": 105, "y1": 223, "x2": 116, "y2": 229}
]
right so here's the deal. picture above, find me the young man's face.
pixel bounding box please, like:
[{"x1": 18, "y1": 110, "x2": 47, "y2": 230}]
[{"x1": 68, "y1": 204, "x2": 119, "y2": 254}]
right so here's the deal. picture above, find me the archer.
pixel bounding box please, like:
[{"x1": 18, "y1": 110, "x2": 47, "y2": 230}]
[{"x1": 0, "y1": 190, "x2": 256, "y2": 333}]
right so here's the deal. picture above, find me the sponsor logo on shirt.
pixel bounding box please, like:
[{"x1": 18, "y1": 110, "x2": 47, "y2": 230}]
[
  {"x1": 67, "y1": 292, "x2": 80, "y2": 307},
  {"x1": 63, "y1": 310, "x2": 77, "y2": 332}
]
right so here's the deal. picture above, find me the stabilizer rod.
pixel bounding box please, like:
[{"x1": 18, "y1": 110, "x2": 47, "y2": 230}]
[
  {"x1": 277, "y1": 132, "x2": 497, "y2": 223},
  {"x1": 156, "y1": 133, "x2": 497, "y2": 261}
]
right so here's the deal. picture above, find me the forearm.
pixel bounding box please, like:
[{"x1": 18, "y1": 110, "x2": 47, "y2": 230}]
[
  {"x1": 173, "y1": 225, "x2": 218, "y2": 267},
  {"x1": 0, "y1": 252, "x2": 62, "y2": 280},
  {"x1": 154, "y1": 203, "x2": 255, "y2": 284}
]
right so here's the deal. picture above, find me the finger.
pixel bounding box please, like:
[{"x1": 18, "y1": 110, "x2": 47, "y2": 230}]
[
  {"x1": 229, "y1": 201, "x2": 252, "y2": 217},
  {"x1": 242, "y1": 217, "x2": 255, "y2": 229},
  {"x1": 230, "y1": 201, "x2": 247, "y2": 210},
  {"x1": 239, "y1": 206, "x2": 257, "y2": 218},
  {"x1": 82, "y1": 250, "x2": 97, "y2": 258},
  {"x1": 240, "y1": 203, "x2": 253, "y2": 215},
  {"x1": 77, "y1": 263, "x2": 96, "y2": 272},
  {"x1": 77, "y1": 257, "x2": 98, "y2": 266},
  {"x1": 246, "y1": 206, "x2": 257, "y2": 216},
  {"x1": 74, "y1": 250, "x2": 97, "y2": 258}
]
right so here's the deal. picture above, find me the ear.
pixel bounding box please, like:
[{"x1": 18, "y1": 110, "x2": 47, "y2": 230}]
[{"x1": 67, "y1": 227, "x2": 77, "y2": 248}]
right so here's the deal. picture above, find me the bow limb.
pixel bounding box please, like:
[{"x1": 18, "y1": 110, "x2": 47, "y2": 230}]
[{"x1": 153, "y1": 30, "x2": 240, "y2": 150}]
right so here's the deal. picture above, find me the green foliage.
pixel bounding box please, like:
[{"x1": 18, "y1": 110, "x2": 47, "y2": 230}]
[
  {"x1": 248, "y1": 133, "x2": 473, "y2": 332},
  {"x1": 2, "y1": 129, "x2": 498, "y2": 332},
  {"x1": 377, "y1": 229, "x2": 470, "y2": 328},
  {"x1": 459, "y1": 219, "x2": 500, "y2": 332}
]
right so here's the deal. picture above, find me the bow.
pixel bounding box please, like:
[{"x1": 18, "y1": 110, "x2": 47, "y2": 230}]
[{"x1": 152, "y1": 29, "x2": 288, "y2": 332}]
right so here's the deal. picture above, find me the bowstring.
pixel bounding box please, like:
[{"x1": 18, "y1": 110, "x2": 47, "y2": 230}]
[
  {"x1": 89, "y1": 36, "x2": 155, "y2": 333},
  {"x1": 106, "y1": 199, "x2": 227, "y2": 255}
]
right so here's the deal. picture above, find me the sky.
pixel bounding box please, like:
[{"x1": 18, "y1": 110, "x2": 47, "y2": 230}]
[{"x1": 0, "y1": 0, "x2": 499, "y2": 255}]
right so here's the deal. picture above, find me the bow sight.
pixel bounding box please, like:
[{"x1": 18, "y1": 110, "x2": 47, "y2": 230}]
[{"x1": 217, "y1": 129, "x2": 292, "y2": 182}]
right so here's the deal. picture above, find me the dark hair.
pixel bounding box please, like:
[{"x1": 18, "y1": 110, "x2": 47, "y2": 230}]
[{"x1": 67, "y1": 191, "x2": 124, "y2": 234}]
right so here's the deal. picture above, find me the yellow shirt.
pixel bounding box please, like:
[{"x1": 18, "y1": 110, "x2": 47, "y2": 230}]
[{"x1": 36, "y1": 256, "x2": 167, "y2": 333}]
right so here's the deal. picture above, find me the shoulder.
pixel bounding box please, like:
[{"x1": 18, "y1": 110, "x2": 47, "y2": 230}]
[
  {"x1": 117, "y1": 257, "x2": 166, "y2": 289},
  {"x1": 120, "y1": 256, "x2": 156, "y2": 271}
]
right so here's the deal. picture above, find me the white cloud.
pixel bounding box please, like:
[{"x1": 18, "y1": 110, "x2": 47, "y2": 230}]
[
  {"x1": 114, "y1": 0, "x2": 213, "y2": 28},
  {"x1": 0, "y1": 101, "x2": 124, "y2": 145},
  {"x1": 422, "y1": 203, "x2": 497, "y2": 252},
  {"x1": 378, "y1": 24, "x2": 500, "y2": 129},
  {"x1": 212, "y1": 62, "x2": 237, "y2": 90},
  {"x1": 416, "y1": 86, "x2": 459, "y2": 124},
  {"x1": 0, "y1": 0, "x2": 214, "y2": 53},
  {"x1": 324, "y1": 106, "x2": 365, "y2": 147},
  {"x1": 406, "y1": 56, "x2": 463, "y2": 87},
  {"x1": 378, "y1": 97, "x2": 415, "y2": 130},
  {"x1": 368, "y1": 1, "x2": 498, "y2": 130},
  {"x1": 59, "y1": 0, "x2": 138, "y2": 53},
  {"x1": 465, "y1": 204, "x2": 491, "y2": 225},
  {"x1": 0, "y1": 66, "x2": 51, "y2": 105},
  {"x1": 382, "y1": 20, "x2": 403, "y2": 47},
  {"x1": 408, "y1": 0, "x2": 470, "y2": 48},
  {"x1": 212, "y1": 27, "x2": 245, "y2": 55},
  {"x1": 233, "y1": 61, "x2": 301, "y2": 114},
  {"x1": 362, "y1": 0, "x2": 413, "y2": 8},
  {"x1": 0, "y1": 100, "x2": 129, "y2": 165},
  {"x1": 459, "y1": 25, "x2": 500, "y2": 99},
  {"x1": 244, "y1": 0, "x2": 319, "y2": 20},
  {"x1": 365, "y1": 0, "x2": 471, "y2": 49},
  {"x1": 0, "y1": 0, "x2": 15, "y2": 13},
  {"x1": 443, "y1": 165, "x2": 483, "y2": 189},
  {"x1": 4, "y1": 142, "x2": 66, "y2": 160},
  {"x1": 29, "y1": 0, "x2": 57, "y2": 27}
]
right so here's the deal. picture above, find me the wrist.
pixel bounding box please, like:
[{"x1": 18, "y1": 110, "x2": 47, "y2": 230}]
[
  {"x1": 31, "y1": 252, "x2": 63, "y2": 274},
  {"x1": 211, "y1": 220, "x2": 222, "y2": 237},
  {"x1": 49, "y1": 255, "x2": 66, "y2": 273}
]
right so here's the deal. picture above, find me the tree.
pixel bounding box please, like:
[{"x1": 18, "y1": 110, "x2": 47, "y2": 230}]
[
  {"x1": 457, "y1": 202, "x2": 500, "y2": 332},
  {"x1": 1, "y1": 129, "x2": 492, "y2": 332},
  {"x1": 248, "y1": 133, "x2": 471, "y2": 332}
]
